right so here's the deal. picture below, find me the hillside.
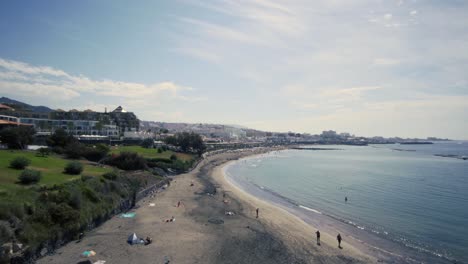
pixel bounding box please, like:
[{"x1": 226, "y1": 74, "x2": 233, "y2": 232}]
[{"x1": 0, "y1": 97, "x2": 54, "y2": 112}]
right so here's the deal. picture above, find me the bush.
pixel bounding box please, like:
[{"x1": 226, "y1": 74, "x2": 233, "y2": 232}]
[
  {"x1": 48, "y1": 203, "x2": 80, "y2": 226},
  {"x1": 81, "y1": 144, "x2": 109, "y2": 162},
  {"x1": 0, "y1": 222, "x2": 12, "y2": 244},
  {"x1": 10, "y1": 156, "x2": 31, "y2": 169},
  {"x1": 18, "y1": 169, "x2": 42, "y2": 184},
  {"x1": 106, "y1": 152, "x2": 146, "y2": 170},
  {"x1": 82, "y1": 186, "x2": 100, "y2": 203},
  {"x1": 157, "y1": 148, "x2": 162, "y2": 153},
  {"x1": 64, "y1": 161, "x2": 83, "y2": 175},
  {"x1": 81, "y1": 175, "x2": 93, "y2": 182},
  {"x1": 102, "y1": 171, "x2": 118, "y2": 180},
  {"x1": 64, "y1": 142, "x2": 85, "y2": 159},
  {"x1": 37, "y1": 147, "x2": 50, "y2": 157},
  {"x1": 170, "y1": 154, "x2": 177, "y2": 161},
  {"x1": 141, "y1": 138, "x2": 154, "y2": 148}
]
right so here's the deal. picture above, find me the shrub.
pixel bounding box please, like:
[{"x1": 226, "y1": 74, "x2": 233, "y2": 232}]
[
  {"x1": 81, "y1": 175, "x2": 93, "y2": 181},
  {"x1": 102, "y1": 171, "x2": 118, "y2": 180},
  {"x1": 64, "y1": 161, "x2": 83, "y2": 175},
  {"x1": 82, "y1": 186, "x2": 100, "y2": 203},
  {"x1": 18, "y1": 169, "x2": 41, "y2": 184},
  {"x1": 170, "y1": 154, "x2": 177, "y2": 161},
  {"x1": 82, "y1": 144, "x2": 109, "y2": 162},
  {"x1": 37, "y1": 147, "x2": 50, "y2": 157},
  {"x1": 69, "y1": 189, "x2": 82, "y2": 209},
  {"x1": 10, "y1": 156, "x2": 31, "y2": 169},
  {"x1": 106, "y1": 152, "x2": 146, "y2": 170},
  {"x1": 141, "y1": 138, "x2": 154, "y2": 148},
  {"x1": 64, "y1": 142, "x2": 85, "y2": 159},
  {"x1": 157, "y1": 148, "x2": 162, "y2": 153},
  {"x1": 48, "y1": 203, "x2": 80, "y2": 226},
  {"x1": 0, "y1": 222, "x2": 12, "y2": 244}
]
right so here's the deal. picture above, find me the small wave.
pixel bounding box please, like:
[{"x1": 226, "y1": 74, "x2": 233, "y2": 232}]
[{"x1": 298, "y1": 205, "x2": 322, "y2": 214}]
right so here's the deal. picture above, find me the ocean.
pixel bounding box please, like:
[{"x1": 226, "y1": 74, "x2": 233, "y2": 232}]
[{"x1": 225, "y1": 141, "x2": 468, "y2": 263}]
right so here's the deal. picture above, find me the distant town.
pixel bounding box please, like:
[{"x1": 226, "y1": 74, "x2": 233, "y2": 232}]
[{"x1": 0, "y1": 96, "x2": 450, "y2": 150}]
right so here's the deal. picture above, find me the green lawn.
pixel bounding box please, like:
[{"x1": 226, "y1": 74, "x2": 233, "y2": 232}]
[
  {"x1": 0, "y1": 150, "x2": 112, "y2": 200},
  {"x1": 110, "y1": 145, "x2": 194, "y2": 161}
]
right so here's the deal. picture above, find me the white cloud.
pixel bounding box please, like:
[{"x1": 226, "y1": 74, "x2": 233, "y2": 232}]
[
  {"x1": 0, "y1": 57, "x2": 203, "y2": 104},
  {"x1": 0, "y1": 58, "x2": 68, "y2": 77},
  {"x1": 410, "y1": 10, "x2": 418, "y2": 16},
  {"x1": 384, "y1": 13, "x2": 393, "y2": 20}
]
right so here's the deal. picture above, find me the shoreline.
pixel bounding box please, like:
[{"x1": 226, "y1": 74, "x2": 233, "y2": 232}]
[
  {"x1": 212, "y1": 153, "x2": 376, "y2": 263},
  {"x1": 36, "y1": 148, "x2": 376, "y2": 264},
  {"x1": 221, "y1": 149, "x2": 457, "y2": 264}
]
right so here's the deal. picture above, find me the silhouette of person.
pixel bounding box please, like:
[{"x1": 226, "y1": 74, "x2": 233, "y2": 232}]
[
  {"x1": 315, "y1": 230, "x2": 321, "y2": 245},
  {"x1": 256, "y1": 208, "x2": 259, "y2": 218},
  {"x1": 337, "y1": 233, "x2": 342, "y2": 248},
  {"x1": 345, "y1": 196, "x2": 348, "y2": 202}
]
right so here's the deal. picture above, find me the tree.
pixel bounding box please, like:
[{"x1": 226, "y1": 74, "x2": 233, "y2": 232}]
[
  {"x1": 163, "y1": 132, "x2": 205, "y2": 155},
  {"x1": 0, "y1": 126, "x2": 35, "y2": 149},
  {"x1": 141, "y1": 138, "x2": 154, "y2": 148},
  {"x1": 47, "y1": 128, "x2": 77, "y2": 147}
]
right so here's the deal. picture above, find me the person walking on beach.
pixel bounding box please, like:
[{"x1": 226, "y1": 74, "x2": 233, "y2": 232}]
[
  {"x1": 345, "y1": 196, "x2": 348, "y2": 203},
  {"x1": 256, "y1": 208, "x2": 259, "y2": 218},
  {"x1": 337, "y1": 233, "x2": 342, "y2": 248},
  {"x1": 315, "y1": 230, "x2": 321, "y2": 245},
  {"x1": 177, "y1": 200, "x2": 181, "y2": 207}
]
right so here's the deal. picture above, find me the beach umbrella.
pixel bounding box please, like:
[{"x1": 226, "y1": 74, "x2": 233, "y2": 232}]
[{"x1": 127, "y1": 233, "x2": 139, "y2": 245}]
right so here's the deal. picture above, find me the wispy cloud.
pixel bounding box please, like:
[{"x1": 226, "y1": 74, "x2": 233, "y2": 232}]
[{"x1": 373, "y1": 58, "x2": 400, "y2": 66}]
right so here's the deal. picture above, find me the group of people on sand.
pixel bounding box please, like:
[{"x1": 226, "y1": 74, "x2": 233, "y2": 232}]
[{"x1": 315, "y1": 230, "x2": 343, "y2": 248}]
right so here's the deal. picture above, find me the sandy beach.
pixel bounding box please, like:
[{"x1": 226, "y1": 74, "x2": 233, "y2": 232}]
[{"x1": 37, "y1": 148, "x2": 376, "y2": 264}]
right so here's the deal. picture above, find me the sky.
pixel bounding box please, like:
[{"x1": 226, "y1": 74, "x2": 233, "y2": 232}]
[{"x1": 0, "y1": 0, "x2": 467, "y2": 139}]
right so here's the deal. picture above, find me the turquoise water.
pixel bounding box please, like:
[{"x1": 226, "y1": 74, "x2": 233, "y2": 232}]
[{"x1": 226, "y1": 142, "x2": 468, "y2": 263}]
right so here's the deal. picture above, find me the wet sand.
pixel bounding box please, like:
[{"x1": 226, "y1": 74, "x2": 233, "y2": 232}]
[{"x1": 37, "y1": 148, "x2": 375, "y2": 264}]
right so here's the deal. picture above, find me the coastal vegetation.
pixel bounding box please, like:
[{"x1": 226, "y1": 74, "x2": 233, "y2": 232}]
[
  {"x1": 0, "y1": 126, "x2": 35, "y2": 150},
  {"x1": 0, "y1": 149, "x2": 165, "y2": 263},
  {"x1": 110, "y1": 145, "x2": 193, "y2": 161},
  {"x1": 164, "y1": 132, "x2": 206, "y2": 155},
  {"x1": 0, "y1": 128, "x2": 204, "y2": 262}
]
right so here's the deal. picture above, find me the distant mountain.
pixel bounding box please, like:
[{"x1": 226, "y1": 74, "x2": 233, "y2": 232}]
[{"x1": 0, "y1": 97, "x2": 54, "y2": 113}]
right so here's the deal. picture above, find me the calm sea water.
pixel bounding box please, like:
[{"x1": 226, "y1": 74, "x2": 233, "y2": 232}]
[{"x1": 226, "y1": 142, "x2": 468, "y2": 263}]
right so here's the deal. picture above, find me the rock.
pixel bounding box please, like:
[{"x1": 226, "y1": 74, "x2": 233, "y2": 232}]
[
  {"x1": 1, "y1": 243, "x2": 13, "y2": 258},
  {"x1": 12, "y1": 243, "x2": 22, "y2": 253},
  {"x1": 40, "y1": 247, "x2": 47, "y2": 256}
]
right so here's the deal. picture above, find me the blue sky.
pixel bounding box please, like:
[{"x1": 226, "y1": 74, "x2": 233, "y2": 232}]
[{"x1": 0, "y1": 0, "x2": 467, "y2": 139}]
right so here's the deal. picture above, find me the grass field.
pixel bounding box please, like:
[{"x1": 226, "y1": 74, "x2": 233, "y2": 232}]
[
  {"x1": 110, "y1": 145, "x2": 194, "y2": 161},
  {"x1": 0, "y1": 150, "x2": 112, "y2": 202}
]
